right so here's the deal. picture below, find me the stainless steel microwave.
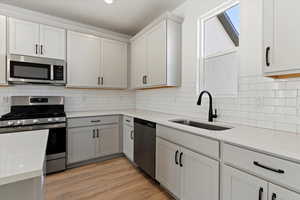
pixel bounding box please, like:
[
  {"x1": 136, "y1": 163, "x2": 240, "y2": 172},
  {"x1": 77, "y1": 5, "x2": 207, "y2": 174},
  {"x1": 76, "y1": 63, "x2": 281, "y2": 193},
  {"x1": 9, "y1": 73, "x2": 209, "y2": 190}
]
[{"x1": 7, "y1": 54, "x2": 66, "y2": 85}]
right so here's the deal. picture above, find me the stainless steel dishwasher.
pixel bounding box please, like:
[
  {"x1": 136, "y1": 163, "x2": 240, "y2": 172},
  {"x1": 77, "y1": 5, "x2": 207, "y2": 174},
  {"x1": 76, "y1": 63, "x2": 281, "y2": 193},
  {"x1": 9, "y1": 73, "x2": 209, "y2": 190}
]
[{"x1": 134, "y1": 118, "x2": 156, "y2": 179}]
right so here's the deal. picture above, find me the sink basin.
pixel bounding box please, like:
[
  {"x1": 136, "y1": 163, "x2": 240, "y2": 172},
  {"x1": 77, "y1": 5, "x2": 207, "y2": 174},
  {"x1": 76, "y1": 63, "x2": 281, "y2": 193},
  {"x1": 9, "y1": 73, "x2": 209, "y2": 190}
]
[{"x1": 170, "y1": 119, "x2": 232, "y2": 131}]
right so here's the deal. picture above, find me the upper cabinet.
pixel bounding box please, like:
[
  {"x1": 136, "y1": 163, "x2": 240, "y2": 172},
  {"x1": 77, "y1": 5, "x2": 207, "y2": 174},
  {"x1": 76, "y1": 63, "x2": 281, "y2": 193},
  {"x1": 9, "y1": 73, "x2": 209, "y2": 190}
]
[
  {"x1": 263, "y1": 0, "x2": 300, "y2": 77},
  {"x1": 0, "y1": 15, "x2": 6, "y2": 86},
  {"x1": 67, "y1": 31, "x2": 128, "y2": 89},
  {"x1": 39, "y1": 25, "x2": 66, "y2": 60},
  {"x1": 67, "y1": 31, "x2": 101, "y2": 88},
  {"x1": 9, "y1": 18, "x2": 66, "y2": 60},
  {"x1": 131, "y1": 13, "x2": 182, "y2": 89},
  {"x1": 101, "y1": 38, "x2": 127, "y2": 88}
]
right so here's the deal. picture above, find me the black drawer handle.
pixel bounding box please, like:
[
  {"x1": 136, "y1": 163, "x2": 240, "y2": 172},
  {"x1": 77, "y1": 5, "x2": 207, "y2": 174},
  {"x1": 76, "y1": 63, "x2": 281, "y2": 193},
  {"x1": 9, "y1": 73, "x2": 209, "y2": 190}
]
[
  {"x1": 91, "y1": 120, "x2": 101, "y2": 123},
  {"x1": 179, "y1": 152, "x2": 183, "y2": 167},
  {"x1": 266, "y1": 47, "x2": 271, "y2": 66},
  {"x1": 253, "y1": 161, "x2": 285, "y2": 174},
  {"x1": 126, "y1": 120, "x2": 131, "y2": 123},
  {"x1": 272, "y1": 193, "x2": 277, "y2": 200},
  {"x1": 259, "y1": 187, "x2": 263, "y2": 200},
  {"x1": 175, "y1": 150, "x2": 179, "y2": 165}
]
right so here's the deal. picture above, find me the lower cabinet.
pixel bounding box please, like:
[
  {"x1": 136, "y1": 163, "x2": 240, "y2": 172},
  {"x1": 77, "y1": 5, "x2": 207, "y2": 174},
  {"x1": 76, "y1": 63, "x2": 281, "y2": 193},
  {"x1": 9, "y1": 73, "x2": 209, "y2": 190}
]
[
  {"x1": 68, "y1": 124, "x2": 119, "y2": 164},
  {"x1": 96, "y1": 125, "x2": 120, "y2": 157},
  {"x1": 123, "y1": 124, "x2": 134, "y2": 161},
  {"x1": 222, "y1": 165, "x2": 268, "y2": 200},
  {"x1": 222, "y1": 165, "x2": 300, "y2": 200},
  {"x1": 156, "y1": 137, "x2": 219, "y2": 200}
]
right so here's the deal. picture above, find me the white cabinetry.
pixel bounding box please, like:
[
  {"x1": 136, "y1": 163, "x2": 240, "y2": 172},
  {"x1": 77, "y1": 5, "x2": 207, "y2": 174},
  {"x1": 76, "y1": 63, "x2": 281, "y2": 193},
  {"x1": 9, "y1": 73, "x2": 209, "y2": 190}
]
[
  {"x1": 39, "y1": 25, "x2": 66, "y2": 60},
  {"x1": 222, "y1": 165, "x2": 268, "y2": 200},
  {"x1": 263, "y1": 0, "x2": 300, "y2": 77},
  {"x1": 9, "y1": 18, "x2": 65, "y2": 59},
  {"x1": 156, "y1": 138, "x2": 181, "y2": 197},
  {"x1": 223, "y1": 165, "x2": 300, "y2": 200},
  {"x1": 131, "y1": 13, "x2": 182, "y2": 89},
  {"x1": 67, "y1": 31, "x2": 128, "y2": 89},
  {"x1": 67, "y1": 31, "x2": 101, "y2": 88},
  {"x1": 223, "y1": 143, "x2": 300, "y2": 200},
  {"x1": 97, "y1": 124, "x2": 120, "y2": 157},
  {"x1": 269, "y1": 183, "x2": 300, "y2": 200},
  {"x1": 67, "y1": 116, "x2": 120, "y2": 165},
  {"x1": 68, "y1": 126, "x2": 97, "y2": 164},
  {"x1": 156, "y1": 137, "x2": 219, "y2": 200},
  {"x1": 101, "y1": 38, "x2": 127, "y2": 88},
  {"x1": 0, "y1": 15, "x2": 6, "y2": 85},
  {"x1": 123, "y1": 116, "x2": 134, "y2": 161}
]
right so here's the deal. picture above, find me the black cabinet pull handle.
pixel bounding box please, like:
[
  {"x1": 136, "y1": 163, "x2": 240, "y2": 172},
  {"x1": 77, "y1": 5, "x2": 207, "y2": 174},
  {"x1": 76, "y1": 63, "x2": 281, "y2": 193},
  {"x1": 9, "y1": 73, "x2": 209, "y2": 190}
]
[
  {"x1": 266, "y1": 47, "x2": 271, "y2": 66},
  {"x1": 41, "y1": 45, "x2": 44, "y2": 55},
  {"x1": 126, "y1": 119, "x2": 130, "y2": 123},
  {"x1": 253, "y1": 161, "x2": 285, "y2": 174},
  {"x1": 96, "y1": 129, "x2": 99, "y2": 138},
  {"x1": 91, "y1": 120, "x2": 101, "y2": 123},
  {"x1": 35, "y1": 44, "x2": 38, "y2": 54},
  {"x1": 272, "y1": 193, "x2": 277, "y2": 200},
  {"x1": 175, "y1": 150, "x2": 179, "y2": 165},
  {"x1": 259, "y1": 187, "x2": 263, "y2": 200},
  {"x1": 179, "y1": 152, "x2": 183, "y2": 167}
]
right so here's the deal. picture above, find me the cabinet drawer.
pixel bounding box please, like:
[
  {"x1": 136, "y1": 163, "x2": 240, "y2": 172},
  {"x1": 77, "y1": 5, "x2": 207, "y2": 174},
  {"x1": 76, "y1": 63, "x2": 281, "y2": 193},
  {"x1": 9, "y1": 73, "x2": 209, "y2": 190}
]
[
  {"x1": 157, "y1": 125, "x2": 219, "y2": 159},
  {"x1": 223, "y1": 144, "x2": 300, "y2": 192},
  {"x1": 123, "y1": 116, "x2": 133, "y2": 127},
  {"x1": 68, "y1": 115, "x2": 119, "y2": 128}
]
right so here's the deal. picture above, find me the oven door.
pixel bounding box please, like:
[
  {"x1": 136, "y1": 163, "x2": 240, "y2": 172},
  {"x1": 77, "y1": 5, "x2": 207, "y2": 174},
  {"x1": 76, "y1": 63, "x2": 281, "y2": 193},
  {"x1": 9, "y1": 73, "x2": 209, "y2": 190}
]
[
  {"x1": 46, "y1": 127, "x2": 66, "y2": 160},
  {"x1": 9, "y1": 60, "x2": 52, "y2": 83}
]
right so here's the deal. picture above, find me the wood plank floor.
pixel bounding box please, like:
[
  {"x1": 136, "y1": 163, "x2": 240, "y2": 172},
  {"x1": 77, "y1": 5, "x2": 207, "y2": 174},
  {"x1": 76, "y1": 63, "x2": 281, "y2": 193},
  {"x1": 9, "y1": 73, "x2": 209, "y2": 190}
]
[{"x1": 46, "y1": 157, "x2": 173, "y2": 200}]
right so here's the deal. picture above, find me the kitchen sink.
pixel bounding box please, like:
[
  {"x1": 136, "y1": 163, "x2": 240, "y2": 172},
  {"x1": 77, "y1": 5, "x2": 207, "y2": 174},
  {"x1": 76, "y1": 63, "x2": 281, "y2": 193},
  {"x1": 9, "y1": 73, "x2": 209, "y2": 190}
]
[{"x1": 170, "y1": 119, "x2": 232, "y2": 131}]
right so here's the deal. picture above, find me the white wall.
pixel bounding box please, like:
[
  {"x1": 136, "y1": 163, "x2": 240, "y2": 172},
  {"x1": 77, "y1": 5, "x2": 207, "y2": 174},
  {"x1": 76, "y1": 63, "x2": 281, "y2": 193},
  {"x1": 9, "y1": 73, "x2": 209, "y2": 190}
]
[{"x1": 136, "y1": 0, "x2": 300, "y2": 134}]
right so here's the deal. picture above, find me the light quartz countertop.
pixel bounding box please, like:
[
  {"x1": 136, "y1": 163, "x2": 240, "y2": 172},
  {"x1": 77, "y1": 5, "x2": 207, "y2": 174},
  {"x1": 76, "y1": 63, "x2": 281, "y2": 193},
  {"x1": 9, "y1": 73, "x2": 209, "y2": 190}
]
[
  {"x1": 0, "y1": 130, "x2": 48, "y2": 186},
  {"x1": 67, "y1": 109, "x2": 300, "y2": 164}
]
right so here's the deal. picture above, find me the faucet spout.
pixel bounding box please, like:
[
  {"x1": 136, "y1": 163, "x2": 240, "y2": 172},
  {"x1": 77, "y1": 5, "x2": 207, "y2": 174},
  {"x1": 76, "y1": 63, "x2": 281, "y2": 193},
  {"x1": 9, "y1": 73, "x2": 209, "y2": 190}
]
[{"x1": 197, "y1": 91, "x2": 217, "y2": 122}]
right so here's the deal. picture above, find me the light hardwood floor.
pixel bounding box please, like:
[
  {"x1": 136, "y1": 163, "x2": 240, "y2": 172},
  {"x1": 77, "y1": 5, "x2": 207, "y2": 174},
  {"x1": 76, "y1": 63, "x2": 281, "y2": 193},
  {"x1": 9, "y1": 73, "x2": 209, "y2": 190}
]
[{"x1": 46, "y1": 157, "x2": 173, "y2": 200}]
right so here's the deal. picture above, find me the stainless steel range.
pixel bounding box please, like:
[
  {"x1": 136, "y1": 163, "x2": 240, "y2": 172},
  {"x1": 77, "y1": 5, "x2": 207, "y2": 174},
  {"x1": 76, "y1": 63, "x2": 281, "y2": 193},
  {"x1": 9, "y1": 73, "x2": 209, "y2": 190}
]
[{"x1": 0, "y1": 96, "x2": 67, "y2": 174}]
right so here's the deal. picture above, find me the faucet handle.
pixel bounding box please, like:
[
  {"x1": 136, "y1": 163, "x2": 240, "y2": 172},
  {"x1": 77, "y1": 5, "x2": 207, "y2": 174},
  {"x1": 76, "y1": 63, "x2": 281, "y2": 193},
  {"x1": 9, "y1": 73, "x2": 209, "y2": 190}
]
[{"x1": 213, "y1": 109, "x2": 218, "y2": 118}]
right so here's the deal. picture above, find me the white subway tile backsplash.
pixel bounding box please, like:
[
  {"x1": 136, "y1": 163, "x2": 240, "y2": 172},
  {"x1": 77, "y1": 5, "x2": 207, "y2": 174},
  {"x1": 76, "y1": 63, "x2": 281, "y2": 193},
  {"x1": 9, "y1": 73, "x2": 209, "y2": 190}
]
[
  {"x1": 136, "y1": 75, "x2": 300, "y2": 135},
  {"x1": 0, "y1": 85, "x2": 136, "y2": 116}
]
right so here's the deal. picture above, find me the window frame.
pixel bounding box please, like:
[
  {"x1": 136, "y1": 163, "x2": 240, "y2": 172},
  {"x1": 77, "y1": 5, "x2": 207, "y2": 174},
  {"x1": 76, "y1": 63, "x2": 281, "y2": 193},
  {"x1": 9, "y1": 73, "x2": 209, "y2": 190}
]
[{"x1": 197, "y1": 0, "x2": 240, "y2": 97}]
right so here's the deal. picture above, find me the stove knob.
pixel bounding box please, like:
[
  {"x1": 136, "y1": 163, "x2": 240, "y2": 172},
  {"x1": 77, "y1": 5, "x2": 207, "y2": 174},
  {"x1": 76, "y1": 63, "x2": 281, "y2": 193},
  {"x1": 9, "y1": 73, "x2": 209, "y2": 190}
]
[
  {"x1": 15, "y1": 120, "x2": 22, "y2": 126},
  {"x1": 33, "y1": 119, "x2": 40, "y2": 124},
  {"x1": 55, "y1": 118, "x2": 60, "y2": 122},
  {"x1": 7, "y1": 121, "x2": 14, "y2": 126}
]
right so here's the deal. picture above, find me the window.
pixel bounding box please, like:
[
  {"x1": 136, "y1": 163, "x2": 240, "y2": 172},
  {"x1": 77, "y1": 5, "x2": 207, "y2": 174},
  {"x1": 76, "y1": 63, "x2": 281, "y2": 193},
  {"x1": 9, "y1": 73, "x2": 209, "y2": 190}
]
[
  {"x1": 217, "y1": 4, "x2": 240, "y2": 46},
  {"x1": 199, "y1": 2, "x2": 240, "y2": 97}
]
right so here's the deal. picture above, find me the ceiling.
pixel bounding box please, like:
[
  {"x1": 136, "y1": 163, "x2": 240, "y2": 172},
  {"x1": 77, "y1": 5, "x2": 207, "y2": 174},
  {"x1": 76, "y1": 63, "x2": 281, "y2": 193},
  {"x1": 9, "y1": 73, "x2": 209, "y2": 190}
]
[{"x1": 0, "y1": 0, "x2": 186, "y2": 35}]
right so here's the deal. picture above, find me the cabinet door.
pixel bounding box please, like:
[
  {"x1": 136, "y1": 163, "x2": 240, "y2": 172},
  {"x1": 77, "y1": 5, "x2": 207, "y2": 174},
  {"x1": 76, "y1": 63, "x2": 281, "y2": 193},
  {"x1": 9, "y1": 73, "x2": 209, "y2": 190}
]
[
  {"x1": 67, "y1": 31, "x2": 101, "y2": 88},
  {"x1": 97, "y1": 124, "x2": 120, "y2": 157},
  {"x1": 68, "y1": 127, "x2": 96, "y2": 164},
  {"x1": 146, "y1": 20, "x2": 167, "y2": 87},
  {"x1": 9, "y1": 18, "x2": 40, "y2": 57},
  {"x1": 40, "y1": 25, "x2": 66, "y2": 60},
  {"x1": 269, "y1": 183, "x2": 300, "y2": 200},
  {"x1": 123, "y1": 125, "x2": 134, "y2": 161},
  {"x1": 101, "y1": 39, "x2": 127, "y2": 88},
  {"x1": 264, "y1": 0, "x2": 300, "y2": 73},
  {"x1": 0, "y1": 15, "x2": 6, "y2": 85},
  {"x1": 156, "y1": 138, "x2": 181, "y2": 198},
  {"x1": 180, "y1": 147, "x2": 219, "y2": 200},
  {"x1": 222, "y1": 165, "x2": 268, "y2": 200},
  {"x1": 131, "y1": 36, "x2": 147, "y2": 88}
]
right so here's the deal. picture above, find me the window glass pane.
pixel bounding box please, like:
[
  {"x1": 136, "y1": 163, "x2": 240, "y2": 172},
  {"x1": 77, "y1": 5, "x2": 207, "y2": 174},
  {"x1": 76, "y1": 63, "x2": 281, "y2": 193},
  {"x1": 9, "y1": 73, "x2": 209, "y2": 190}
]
[{"x1": 225, "y1": 4, "x2": 240, "y2": 34}]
